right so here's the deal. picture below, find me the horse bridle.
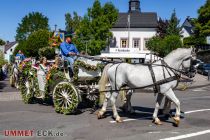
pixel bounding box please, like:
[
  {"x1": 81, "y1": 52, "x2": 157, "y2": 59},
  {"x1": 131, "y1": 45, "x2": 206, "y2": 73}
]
[{"x1": 180, "y1": 54, "x2": 196, "y2": 77}]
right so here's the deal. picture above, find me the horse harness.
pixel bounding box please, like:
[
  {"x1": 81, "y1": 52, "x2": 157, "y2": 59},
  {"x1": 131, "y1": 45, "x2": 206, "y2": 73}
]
[
  {"x1": 113, "y1": 60, "x2": 182, "y2": 94},
  {"x1": 148, "y1": 60, "x2": 181, "y2": 95}
]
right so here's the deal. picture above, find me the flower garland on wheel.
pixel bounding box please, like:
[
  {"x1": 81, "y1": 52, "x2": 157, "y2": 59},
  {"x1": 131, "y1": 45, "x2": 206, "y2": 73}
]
[{"x1": 18, "y1": 61, "x2": 35, "y2": 104}]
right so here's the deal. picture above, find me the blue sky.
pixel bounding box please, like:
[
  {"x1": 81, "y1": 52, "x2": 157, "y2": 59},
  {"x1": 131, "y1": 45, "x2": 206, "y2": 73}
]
[{"x1": 0, "y1": 0, "x2": 206, "y2": 41}]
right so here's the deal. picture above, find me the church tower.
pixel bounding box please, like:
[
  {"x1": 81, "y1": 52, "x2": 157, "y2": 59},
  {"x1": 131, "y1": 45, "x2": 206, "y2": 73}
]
[{"x1": 129, "y1": 0, "x2": 141, "y2": 12}]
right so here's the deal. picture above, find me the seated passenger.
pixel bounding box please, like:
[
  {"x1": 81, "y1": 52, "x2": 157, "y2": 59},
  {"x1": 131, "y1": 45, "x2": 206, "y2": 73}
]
[{"x1": 60, "y1": 33, "x2": 79, "y2": 78}]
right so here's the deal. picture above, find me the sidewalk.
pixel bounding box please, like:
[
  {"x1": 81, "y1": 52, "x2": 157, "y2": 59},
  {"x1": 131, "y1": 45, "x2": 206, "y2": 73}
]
[{"x1": 177, "y1": 74, "x2": 210, "y2": 90}]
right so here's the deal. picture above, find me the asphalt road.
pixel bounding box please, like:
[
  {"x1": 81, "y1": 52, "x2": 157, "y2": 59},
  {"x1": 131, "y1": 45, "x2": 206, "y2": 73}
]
[{"x1": 0, "y1": 76, "x2": 210, "y2": 140}]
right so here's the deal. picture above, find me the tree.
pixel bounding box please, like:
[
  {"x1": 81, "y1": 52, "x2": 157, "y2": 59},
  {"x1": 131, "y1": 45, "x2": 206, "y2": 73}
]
[
  {"x1": 0, "y1": 38, "x2": 5, "y2": 46},
  {"x1": 15, "y1": 12, "x2": 49, "y2": 42},
  {"x1": 0, "y1": 51, "x2": 7, "y2": 67},
  {"x1": 183, "y1": 36, "x2": 206, "y2": 46},
  {"x1": 14, "y1": 30, "x2": 50, "y2": 57},
  {"x1": 194, "y1": 0, "x2": 210, "y2": 37},
  {"x1": 65, "y1": 12, "x2": 81, "y2": 33},
  {"x1": 157, "y1": 18, "x2": 169, "y2": 38},
  {"x1": 146, "y1": 35, "x2": 182, "y2": 57},
  {"x1": 75, "y1": 0, "x2": 118, "y2": 55},
  {"x1": 166, "y1": 9, "x2": 181, "y2": 36}
]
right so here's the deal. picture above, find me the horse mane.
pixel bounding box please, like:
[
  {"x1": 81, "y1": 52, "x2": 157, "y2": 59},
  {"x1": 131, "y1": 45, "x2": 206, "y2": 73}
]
[{"x1": 164, "y1": 48, "x2": 191, "y2": 61}]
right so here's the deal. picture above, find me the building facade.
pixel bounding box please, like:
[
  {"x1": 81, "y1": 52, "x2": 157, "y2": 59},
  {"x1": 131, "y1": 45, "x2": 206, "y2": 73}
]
[
  {"x1": 181, "y1": 16, "x2": 194, "y2": 39},
  {"x1": 100, "y1": 0, "x2": 158, "y2": 63},
  {"x1": 1, "y1": 41, "x2": 18, "y2": 62}
]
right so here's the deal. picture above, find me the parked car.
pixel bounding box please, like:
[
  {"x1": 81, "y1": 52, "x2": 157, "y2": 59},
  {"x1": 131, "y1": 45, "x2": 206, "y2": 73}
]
[
  {"x1": 192, "y1": 59, "x2": 204, "y2": 68},
  {"x1": 197, "y1": 63, "x2": 210, "y2": 75}
]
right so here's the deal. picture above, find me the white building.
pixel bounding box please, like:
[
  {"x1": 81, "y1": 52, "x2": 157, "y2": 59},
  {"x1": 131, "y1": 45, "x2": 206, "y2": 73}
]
[
  {"x1": 100, "y1": 0, "x2": 158, "y2": 63},
  {"x1": 181, "y1": 16, "x2": 194, "y2": 39},
  {"x1": 1, "y1": 41, "x2": 18, "y2": 62}
]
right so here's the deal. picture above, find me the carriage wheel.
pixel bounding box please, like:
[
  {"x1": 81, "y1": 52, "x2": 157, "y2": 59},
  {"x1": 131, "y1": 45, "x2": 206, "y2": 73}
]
[
  {"x1": 53, "y1": 82, "x2": 79, "y2": 115},
  {"x1": 20, "y1": 77, "x2": 34, "y2": 104}
]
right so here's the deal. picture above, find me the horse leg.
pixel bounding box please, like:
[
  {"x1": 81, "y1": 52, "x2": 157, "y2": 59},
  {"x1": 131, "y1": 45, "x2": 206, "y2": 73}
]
[
  {"x1": 162, "y1": 97, "x2": 171, "y2": 115},
  {"x1": 164, "y1": 88, "x2": 181, "y2": 126},
  {"x1": 153, "y1": 93, "x2": 164, "y2": 125},
  {"x1": 97, "y1": 92, "x2": 111, "y2": 119},
  {"x1": 126, "y1": 90, "x2": 135, "y2": 114},
  {"x1": 110, "y1": 92, "x2": 122, "y2": 123}
]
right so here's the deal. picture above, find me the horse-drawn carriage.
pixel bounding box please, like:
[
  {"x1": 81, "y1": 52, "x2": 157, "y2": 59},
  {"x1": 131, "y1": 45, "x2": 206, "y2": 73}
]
[
  {"x1": 10, "y1": 56, "x2": 104, "y2": 115},
  {"x1": 9, "y1": 48, "x2": 198, "y2": 127}
]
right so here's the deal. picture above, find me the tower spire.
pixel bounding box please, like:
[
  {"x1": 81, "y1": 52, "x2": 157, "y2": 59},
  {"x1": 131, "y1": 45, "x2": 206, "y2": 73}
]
[{"x1": 129, "y1": 0, "x2": 140, "y2": 13}]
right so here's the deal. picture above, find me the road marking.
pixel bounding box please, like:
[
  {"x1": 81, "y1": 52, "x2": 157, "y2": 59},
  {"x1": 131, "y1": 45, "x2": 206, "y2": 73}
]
[
  {"x1": 185, "y1": 109, "x2": 210, "y2": 114},
  {"x1": 159, "y1": 129, "x2": 210, "y2": 140},
  {"x1": 192, "y1": 89, "x2": 206, "y2": 92}
]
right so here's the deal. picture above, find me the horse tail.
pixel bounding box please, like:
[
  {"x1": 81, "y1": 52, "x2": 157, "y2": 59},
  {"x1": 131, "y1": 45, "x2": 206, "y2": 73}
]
[{"x1": 98, "y1": 63, "x2": 112, "y2": 105}]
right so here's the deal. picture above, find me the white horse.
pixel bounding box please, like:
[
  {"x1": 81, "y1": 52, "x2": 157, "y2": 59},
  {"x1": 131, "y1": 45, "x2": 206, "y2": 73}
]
[{"x1": 97, "y1": 48, "x2": 196, "y2": 126}]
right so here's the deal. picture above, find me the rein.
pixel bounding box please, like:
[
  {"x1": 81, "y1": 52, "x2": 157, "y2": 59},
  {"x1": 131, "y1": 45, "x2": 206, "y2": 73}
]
[
  {"x1": 96, "y1": 76, "x2": 179, "y2": 93},
  {"x1": 76, "y1": 54, "x2": 193, "y2": 94},
  {"x1": 77, "y1": 54, "x2": 192, "y2": 77}
]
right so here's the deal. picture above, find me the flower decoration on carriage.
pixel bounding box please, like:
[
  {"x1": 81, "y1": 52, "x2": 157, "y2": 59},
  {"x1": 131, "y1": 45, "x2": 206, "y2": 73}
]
[{"x1": 49, "y1": 31, "x2": 64, "y2": 48}]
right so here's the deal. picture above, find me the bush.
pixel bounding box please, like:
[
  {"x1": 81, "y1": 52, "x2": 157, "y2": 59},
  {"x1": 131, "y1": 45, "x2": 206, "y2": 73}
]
[
  {"x1": 183, "y1": 36, "x2": 206, "y2": 46},
  {"x1": 162, "y1": 35, "x2": 183, "y2": 55},
  {"x1": 0, "y1": 51, "x2": 7, "y2": 67},
  {"x1": 38, "y1": 47, "x2": 55, "y2": 60},
  {"x1": 146, "y1": 35, "x2": 182, "y2": 57}
]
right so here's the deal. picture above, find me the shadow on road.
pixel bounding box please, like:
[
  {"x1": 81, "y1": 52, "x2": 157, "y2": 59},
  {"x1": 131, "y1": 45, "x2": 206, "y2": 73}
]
[{"x1": 0, "y1": 81, "x2": 7, "y2": 92}]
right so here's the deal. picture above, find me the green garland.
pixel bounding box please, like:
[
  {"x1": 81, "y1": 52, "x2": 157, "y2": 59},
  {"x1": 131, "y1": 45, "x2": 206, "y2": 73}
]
[
  {"x1": 44, "y1": 68, "x2": 67, "y2": 103},
  {"x1": 19, "y1": 61, "x2": 38, "y2": 104},
  {"x1": 19, "y1": 74, "x2": 34, "y2": 104},
  {"x1": 73, "y1": 60, "x2": 104, "y2": 83}
]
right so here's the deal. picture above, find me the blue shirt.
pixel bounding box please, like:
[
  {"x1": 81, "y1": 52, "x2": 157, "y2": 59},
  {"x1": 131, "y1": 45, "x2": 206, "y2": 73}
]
[
  {"x1": 16, "y1": 53, "x2": 26, "y2": 61},
  {"x1": 60, "y1": 42, "x2": 79, "y2": 56}
]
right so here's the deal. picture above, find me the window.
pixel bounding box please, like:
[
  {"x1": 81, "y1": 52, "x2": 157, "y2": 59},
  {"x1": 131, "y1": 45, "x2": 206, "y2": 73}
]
[
  {"x1": 10, "y1": 49, "x2": 12, "y2": 52},
  {"x1": 120, "y1": 38, "x2": 128, "y2": 48},
  {"x1": 133, "y1": 38, "x2": 140, "y2": 48},
  {"x1": 144, "y1": 38, "x2": 150, "y2": 50}
]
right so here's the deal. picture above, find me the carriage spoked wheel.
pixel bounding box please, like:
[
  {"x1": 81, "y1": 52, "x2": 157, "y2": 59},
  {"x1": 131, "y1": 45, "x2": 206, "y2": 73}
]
[
  {"x1": 20, "y1": 77, "x2": 34, "y2": 104},
  {"x1": 53, "y1": 82, "x2": 79, "y2": 115}
]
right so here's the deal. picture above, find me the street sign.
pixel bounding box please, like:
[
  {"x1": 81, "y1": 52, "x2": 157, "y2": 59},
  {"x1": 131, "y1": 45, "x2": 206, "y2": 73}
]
[{"x1": 207, "y1": 36, "x2": 210, "y2": 45}]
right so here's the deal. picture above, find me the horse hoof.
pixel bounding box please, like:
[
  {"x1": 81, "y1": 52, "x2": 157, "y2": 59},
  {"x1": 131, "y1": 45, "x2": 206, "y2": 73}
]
[
  {"x1": 116, "y1": 118, "x2": 123, "y2": 123},
  {"x1": 96, "y1": 111, "x2": 104, "y2": 119},
  {"x1": 152, "y1": 119, "x2": 163, "y2": 125},
  {"x1": 173, "y1": 117, "x2": 180, "y2": 127}
]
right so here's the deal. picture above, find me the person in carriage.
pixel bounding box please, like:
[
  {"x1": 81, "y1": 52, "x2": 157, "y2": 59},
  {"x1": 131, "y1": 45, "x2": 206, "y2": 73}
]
[
  {"x1": 60, "y1": 32, "x2": 79, "y2": 78},
  {"x1": 37, "y1": 57, "x2": 50, "y2": 98},
  {"x1": 16, "y1": 50, "x2": 26, "y2": 61}
]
